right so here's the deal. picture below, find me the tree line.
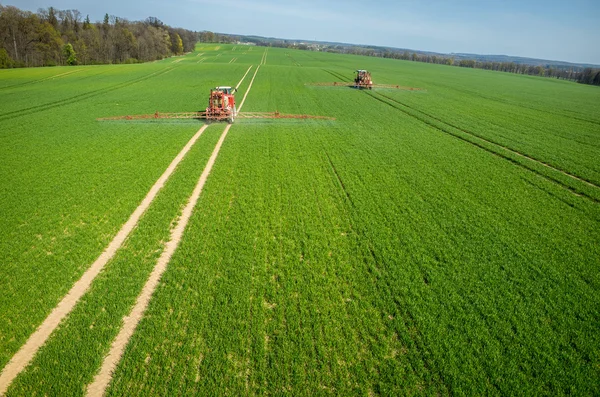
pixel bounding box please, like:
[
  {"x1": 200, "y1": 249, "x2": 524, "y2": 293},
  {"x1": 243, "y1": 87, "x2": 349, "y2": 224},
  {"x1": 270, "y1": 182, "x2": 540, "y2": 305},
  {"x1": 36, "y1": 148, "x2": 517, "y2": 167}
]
[
  {"x1": 197, "y1": 31, "x2": 237, "y2": 44},
  {"x1": 0, "y1": 5, "x2": 198, "y2": 67},
  {"x1": 254, "y1": 40, "x2": 600, "y2": 87},
  {"x1": 377, "y1": 50, "x2": 600, "y2": 86}
]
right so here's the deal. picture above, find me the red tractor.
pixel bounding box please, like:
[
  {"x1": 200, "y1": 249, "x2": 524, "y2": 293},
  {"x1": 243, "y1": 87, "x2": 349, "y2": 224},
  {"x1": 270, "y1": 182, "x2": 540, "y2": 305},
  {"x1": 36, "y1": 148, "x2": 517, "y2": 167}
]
[
  {"x1": 354, "y1": 70, "x2": 373, "y2": 89},
  {"x1": 205, "y1": 86, "x2": 237, "y2": 123}
]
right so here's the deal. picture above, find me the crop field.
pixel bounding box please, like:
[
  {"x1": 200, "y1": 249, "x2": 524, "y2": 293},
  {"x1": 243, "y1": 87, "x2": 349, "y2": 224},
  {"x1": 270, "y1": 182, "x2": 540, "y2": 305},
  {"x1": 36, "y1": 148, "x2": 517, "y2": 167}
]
[{"x1": 0, "y1": 43, "x2": 599, "y2": 395}]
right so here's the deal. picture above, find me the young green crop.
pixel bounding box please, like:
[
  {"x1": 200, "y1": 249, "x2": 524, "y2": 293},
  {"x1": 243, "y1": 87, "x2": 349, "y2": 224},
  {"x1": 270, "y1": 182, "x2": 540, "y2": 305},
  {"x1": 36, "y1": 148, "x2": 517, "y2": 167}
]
[
  {"x1": 0, "y1": 50, "x2": 253, "y2": 370},
  {"x1": 6, "y1": 124, "x2": 223, "y2": 396},
  {"x1": 103, "y1": 47, "x2": 599, "y2": 395},
  {"x1": 1, "y1": 44, "x2": 599, "y2": 395}
]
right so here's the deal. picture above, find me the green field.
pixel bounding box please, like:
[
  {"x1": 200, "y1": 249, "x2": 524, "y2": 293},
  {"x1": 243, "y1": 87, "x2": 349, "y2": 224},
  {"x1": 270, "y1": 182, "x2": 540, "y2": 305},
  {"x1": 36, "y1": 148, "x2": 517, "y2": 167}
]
[{"x1": 0, "y1": 43, "x2": 599, "y2": 395}]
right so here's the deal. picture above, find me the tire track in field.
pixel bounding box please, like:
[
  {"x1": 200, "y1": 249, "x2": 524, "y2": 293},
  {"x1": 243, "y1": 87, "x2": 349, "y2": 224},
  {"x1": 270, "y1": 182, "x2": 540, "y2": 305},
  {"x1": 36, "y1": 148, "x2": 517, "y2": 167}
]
[
  {"x1": 0, "y1": 67, "x2": 171, "y2": 119},
  {"x1": 0, "y1": 66, "x2": 175, "y2": 122},
  {"x1": 86, "y1": 65, "x2": 260, "y2": 397},
  {"x1": 327, "y1": 148, "x2": 498, "y2": 394},
  {"x1": 324, "y1": 150, "x2": 452, "y2": 394},
  {"x1": 237, "y1": 65, "x2": 260, "y2": 110},
  {"x1": 377, "y1": 93, "x2": 600, "y2": 190},
  {"x1": 86, "y1": 123, "x2": 232, "y2": 397},
  {"x1": 0, "y1": 66, "x2": 173, "y2": 119},
  {"x1": 0, "y1": 124, "x2": 209, "y2": 396},
  {"x1": 324, "y1": 67, "x2": 600, "y2": 195},
  {"x1": 364, "y1": 91, "x2": 600, "y2": 202},
  {"x1": 0, "y1": 69, "x2": 85, "y2": 91},
  {"x1": 0, "y1": 65, "x2": 255, "y2": 396},
  {"x1": 434, "y1": 81, "x2": 600, "y2": 127},
  {"x1": 377, "y1": 92, "x2": 600, "y2": 190},
  {"x1": 325, "y1": 152, "x2": 354, "y2": 206},
  {"x1": 260, "y1": 48, "x2": 268, "y2": 65},
  {"x1": 324, "y1": 69, "x2": 349, "y2": 82}
]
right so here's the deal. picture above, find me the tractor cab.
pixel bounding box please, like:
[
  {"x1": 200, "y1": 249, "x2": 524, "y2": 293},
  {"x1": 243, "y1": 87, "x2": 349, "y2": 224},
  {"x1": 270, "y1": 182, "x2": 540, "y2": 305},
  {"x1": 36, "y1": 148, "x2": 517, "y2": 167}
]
[
  {"x1": 354, "y1": 70, "x2": 373, "y2": 89},
  {"x1": 215, "y1": 86, "x2": 235, "y2": 95}
]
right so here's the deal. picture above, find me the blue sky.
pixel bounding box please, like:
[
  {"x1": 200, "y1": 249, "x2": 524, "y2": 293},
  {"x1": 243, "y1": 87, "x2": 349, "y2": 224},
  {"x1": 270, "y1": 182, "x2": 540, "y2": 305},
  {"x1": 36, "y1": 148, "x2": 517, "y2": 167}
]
[{"x1": 9, "y1": 0, "x2": 600, "y2": 64}]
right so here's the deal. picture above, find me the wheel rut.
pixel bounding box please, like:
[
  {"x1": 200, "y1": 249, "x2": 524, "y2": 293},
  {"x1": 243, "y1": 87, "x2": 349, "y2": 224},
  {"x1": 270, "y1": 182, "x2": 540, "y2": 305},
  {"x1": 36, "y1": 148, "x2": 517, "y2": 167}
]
[
  {"x1": 0, "y1": 69, "x2": 84, "y2": 91},
  {"x1": 0, "y1": 66, "x2": 176, "y2": 121},
  {"x1": 0, "y1": 124, "x2": 208, "y2": 396},
  {"x1": 0, "y1": 65, "x2": 257, "y2": 396},
  {"x1": 325, "y1": 152, "x2": 354, "y2": 206},
  {"x1": 364, "y1": 91, "x2": 600, "y2": 202},
  {"x1": 378, "y1": 91, "x2": 600, "y2": 190},
  {"x1": 87, "y1": 123, "x2": 233, "y2": 397},
  {"x1": 86, "y1": 65, "x2": 259, "y2": 397}
]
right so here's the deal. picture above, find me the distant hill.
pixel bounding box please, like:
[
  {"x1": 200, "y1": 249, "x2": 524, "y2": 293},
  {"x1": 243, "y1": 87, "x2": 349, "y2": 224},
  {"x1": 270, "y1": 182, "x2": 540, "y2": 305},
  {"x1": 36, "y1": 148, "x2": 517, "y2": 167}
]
[
  {"x1": 448, "y1": 53, "x2": 599, "y2": 69},
  {"x1": 219, "y1": 33, "x2": 600, "y2": 70}
]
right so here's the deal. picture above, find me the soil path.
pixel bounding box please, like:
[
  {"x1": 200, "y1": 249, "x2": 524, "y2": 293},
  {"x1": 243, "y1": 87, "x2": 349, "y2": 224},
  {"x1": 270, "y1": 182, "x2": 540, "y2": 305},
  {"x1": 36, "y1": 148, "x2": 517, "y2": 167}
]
[
  {"x1": 236, "y1": 65, "x2": 253, "y2": 90},
  {"x1": 0, "y1": 124, "x2": 209, "y2": 396},
  {"x1": 86, "y1": 65, "x2": 260, "y2": 397},
  {"x1": 0, "y1": 65, "x2": 255, "y2": 396},
  {"x1": 261, "y1": 49, "x2": 268, "y2": 65},
  {"x1": 87, "y1": 123, "x2": 232, "y2": 397},
  {"x1": 237, "y1": 66, "x2": 260, "y2": 112}
]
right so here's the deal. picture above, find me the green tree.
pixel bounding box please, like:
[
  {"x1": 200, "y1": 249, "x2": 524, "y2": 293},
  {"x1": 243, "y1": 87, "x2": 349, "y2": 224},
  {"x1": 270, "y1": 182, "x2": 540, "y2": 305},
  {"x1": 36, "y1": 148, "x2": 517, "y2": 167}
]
[
  {"x1": 173, "y1": 33, "x2": 183, "y2": 54},
  {"x1": 199, "y1": 31, "x2": 215, "y2": 42},
  {"x1": 63, "y1": 42, "x2": 77, "y2": 65},
  {"x1": 74, "y1": 39, "x2": 88, "y2": 64},
  {"x1": 47, "y1": 6, "x2": 58, "y2": 29},
  {"x1": 83, "y1": 14, "x2": 91, "y2": 30},
  {"x1": 35, "y1": 20, "x2": 63, "y2": 66},
  {"x1": 535, "y1": 65, "x2": 545, "y2": 76},
  {"x1": 102, "y1": 13, "x2": 110, "y2": 37},
  {"x1": 0, "y1": 48, "x2": 14, "y2": 68}
]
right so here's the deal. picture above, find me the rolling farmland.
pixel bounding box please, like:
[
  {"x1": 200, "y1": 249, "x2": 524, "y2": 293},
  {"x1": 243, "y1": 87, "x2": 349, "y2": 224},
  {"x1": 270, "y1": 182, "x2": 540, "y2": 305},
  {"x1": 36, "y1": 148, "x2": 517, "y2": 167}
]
[{"x1": 0, "y1": 44, "x2": 599, "y2": 395}]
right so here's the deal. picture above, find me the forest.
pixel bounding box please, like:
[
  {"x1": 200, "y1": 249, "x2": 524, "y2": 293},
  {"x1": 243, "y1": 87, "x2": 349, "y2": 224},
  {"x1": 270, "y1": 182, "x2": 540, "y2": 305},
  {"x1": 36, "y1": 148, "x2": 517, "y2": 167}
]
[
  {"x1": 0, "y1": 5, "x2": 198, "y2": 67},
  {"x1": 2, "y1": 4, "x2": 598, "y2": 87}
]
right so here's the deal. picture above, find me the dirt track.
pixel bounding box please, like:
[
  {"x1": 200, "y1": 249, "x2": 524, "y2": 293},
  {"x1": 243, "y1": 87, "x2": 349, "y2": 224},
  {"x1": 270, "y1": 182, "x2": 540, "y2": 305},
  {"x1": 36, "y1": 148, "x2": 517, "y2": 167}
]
[
  {"x1": 261, "y1": 49, "x2": 268, "y2": 65},
  {"x1": 86, "y1": 65, "x2": 257, "y2": 396},
  {"x1": 0, "y1": 124, "x2": 208, "y2": 396},
  {"x1": 87, "y1": 123, "x2": 233, "y2": 396},
  {"x1": 237, "y1": 66, "x2": 260, "y2": 112},
  {"x1": 0, "y1": 64, "x2": 256, "y2": 397},
  {"x1": 87, "y1": 65, "x2": 259, "y2": 397}
]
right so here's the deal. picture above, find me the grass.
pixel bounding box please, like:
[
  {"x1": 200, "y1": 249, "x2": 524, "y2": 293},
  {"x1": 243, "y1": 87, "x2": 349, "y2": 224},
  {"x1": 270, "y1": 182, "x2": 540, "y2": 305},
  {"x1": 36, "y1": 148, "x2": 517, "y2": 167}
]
[
  {"x1": 1, "y1": 44, "x2": 599, "y2": 395},
  {"x1": 0, "y1": 53, "x2": 250, "y2": 370},
  {"x1": 6, "y1": 124, "x2": 223, "y2": 396}
]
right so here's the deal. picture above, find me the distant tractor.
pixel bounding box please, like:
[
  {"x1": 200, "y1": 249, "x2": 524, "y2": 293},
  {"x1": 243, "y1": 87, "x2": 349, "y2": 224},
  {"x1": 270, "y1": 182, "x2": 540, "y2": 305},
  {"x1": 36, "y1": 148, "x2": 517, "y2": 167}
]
[
  {"x1": 306, "y1": 70, "x2": 421, "y2": 91},
  {"x1": 354, "y1": 70, "x2": 373, "y2": 89},
  {"x1": 206, "y1": 86, "x2": 237, "y2": 123}
]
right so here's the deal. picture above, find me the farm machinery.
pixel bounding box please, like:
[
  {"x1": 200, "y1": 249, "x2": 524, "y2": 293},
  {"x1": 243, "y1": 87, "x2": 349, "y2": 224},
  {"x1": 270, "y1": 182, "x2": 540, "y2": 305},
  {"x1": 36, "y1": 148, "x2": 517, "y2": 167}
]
[
  {"x1": 205, "y1": 86, "x2": 237, "y2": 123},
  {"x1": 307, "y1": 69, "x2": 423, "y2": 91},
  {"x1": 354, "y1": 70, "x2": 373, "y2": 89},
  {"x1": 98, "y1": 85, "x2": 334, "y2": 123}
]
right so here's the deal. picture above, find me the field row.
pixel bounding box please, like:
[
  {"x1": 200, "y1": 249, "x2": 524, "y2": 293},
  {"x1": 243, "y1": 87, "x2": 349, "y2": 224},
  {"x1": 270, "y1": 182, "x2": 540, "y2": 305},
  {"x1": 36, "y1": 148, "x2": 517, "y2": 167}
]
[
  {"x1": 0, "y1": 44, "x2": 599, "y2": 395},
  {"x1": 0, "y1": 52, "x2": 255, "y2": 374}
]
